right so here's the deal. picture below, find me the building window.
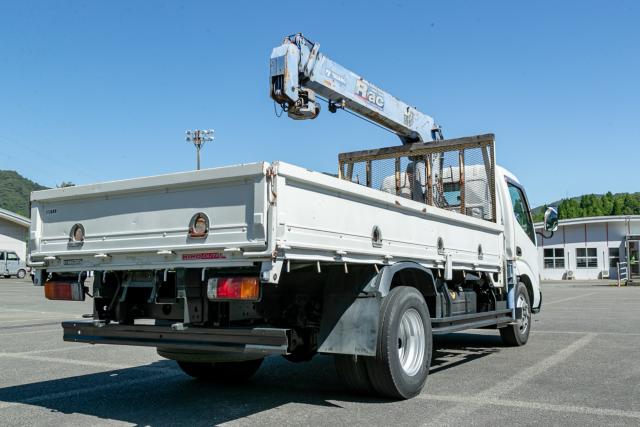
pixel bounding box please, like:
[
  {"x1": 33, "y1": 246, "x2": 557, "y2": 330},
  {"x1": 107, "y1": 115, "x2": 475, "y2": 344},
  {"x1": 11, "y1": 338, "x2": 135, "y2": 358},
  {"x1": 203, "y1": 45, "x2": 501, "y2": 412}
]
[
  {"x1": 609, "y1": 248, "x2": 620, "y2": 268},
  {"x1": 543, "y1": 248, "x2": 565, "y2": 268},
  {"x1": 576, "y1": 248, "x2": 597, "y2": 268}
]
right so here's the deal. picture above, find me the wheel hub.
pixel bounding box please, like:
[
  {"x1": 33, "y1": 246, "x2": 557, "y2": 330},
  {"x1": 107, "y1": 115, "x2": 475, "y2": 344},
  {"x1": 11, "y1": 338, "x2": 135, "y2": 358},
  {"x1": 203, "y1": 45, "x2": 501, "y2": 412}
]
[
  {"x1": 397, "y1": 308, "x2": 425, "y2": 376},
  {"x1": 517, "y1": 294, "x2": 530, "y2": 334}
]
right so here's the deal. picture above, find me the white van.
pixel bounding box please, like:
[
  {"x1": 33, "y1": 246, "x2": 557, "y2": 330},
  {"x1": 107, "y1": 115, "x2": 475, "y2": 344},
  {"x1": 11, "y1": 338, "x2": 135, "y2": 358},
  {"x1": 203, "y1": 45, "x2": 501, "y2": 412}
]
[{"x1": 0, "y1": 250, "x2": 29, "y2": 279}]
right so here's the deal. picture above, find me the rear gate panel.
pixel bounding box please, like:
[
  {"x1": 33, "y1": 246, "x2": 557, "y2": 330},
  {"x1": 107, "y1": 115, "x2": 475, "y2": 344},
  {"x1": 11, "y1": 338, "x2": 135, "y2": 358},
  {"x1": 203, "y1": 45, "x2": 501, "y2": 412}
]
[{"x1": 30, "y1": 163, "x2": 270, "y2": 265}]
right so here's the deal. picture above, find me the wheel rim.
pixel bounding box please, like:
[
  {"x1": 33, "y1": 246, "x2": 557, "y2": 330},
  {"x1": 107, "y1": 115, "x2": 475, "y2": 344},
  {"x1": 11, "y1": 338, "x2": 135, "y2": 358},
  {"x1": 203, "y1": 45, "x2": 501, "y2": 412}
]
[
  {"x1": 517, "y1": 294, "x2": 530, "y2": 334},
  {"x1": 397, "y1": 308, "x2": 425, "y2": 377}
]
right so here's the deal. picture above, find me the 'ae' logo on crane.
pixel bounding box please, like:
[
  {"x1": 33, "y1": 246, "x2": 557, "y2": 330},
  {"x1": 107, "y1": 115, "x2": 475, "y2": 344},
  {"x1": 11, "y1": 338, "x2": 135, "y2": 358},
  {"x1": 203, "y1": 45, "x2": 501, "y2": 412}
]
[{"x1": 355, "y1": 80, "x2": 385, "y2": 110}]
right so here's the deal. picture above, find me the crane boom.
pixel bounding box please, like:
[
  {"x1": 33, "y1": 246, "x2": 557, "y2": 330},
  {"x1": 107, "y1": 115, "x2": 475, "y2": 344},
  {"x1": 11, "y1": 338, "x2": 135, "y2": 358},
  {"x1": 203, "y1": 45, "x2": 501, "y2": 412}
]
[{"x1": 270, "y1": 33, "x2": 441, "y2": 144}]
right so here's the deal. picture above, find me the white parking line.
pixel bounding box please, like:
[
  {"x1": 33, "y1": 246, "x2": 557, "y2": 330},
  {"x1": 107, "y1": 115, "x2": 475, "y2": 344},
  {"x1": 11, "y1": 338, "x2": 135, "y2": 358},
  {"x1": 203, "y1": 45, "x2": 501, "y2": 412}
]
[
  {"x1": 0, "y1": 317, "x2": 77, "y2": 326},
  {"x1": 544, "y1": 293, "x2": 596, "y2": 306},
  {"x1": 534, "y1": 330, "x2": 640, "y2": 337},
  {"x1": 5, "y1": 345, "x2": 94, "y2": 356},
  {"x1": 421, "y1": 333, "x2": 596, "y2": 426},
  {"x1": 423, "y1": 394, "x2": 640, "y2": 420},
  {"x1": 0, "y1": 370, "x2": 183, "y2": 411},
  {"x1": 0, "y1": 307, "x2": 81, "y2": 316},
  {"x1": 0, "y1": 328, "x2": 60, "y2": 337},
  {"x1": 0, "y1": 352, "x2": 151, "y2": 370}
]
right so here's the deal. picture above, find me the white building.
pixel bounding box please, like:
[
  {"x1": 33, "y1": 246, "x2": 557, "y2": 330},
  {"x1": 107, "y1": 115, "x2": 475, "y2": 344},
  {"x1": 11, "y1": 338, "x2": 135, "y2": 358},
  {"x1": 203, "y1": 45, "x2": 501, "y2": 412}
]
[
  {"x1": 535, "y1": 215, "x2": 640, "y2": 281},
  {"x1": 0, "y1": 207, "x2": 30, "y2": 260}
]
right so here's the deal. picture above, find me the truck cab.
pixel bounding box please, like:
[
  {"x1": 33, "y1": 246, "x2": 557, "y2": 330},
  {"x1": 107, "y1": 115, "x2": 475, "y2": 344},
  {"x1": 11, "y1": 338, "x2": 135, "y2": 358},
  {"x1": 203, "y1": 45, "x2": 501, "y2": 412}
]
[
  {"x1": 497, "y1": 167, "x2": 542, "y2": 312},
  {"x1": 0, "y1": 250, "x2": 29, "y2": 279}
]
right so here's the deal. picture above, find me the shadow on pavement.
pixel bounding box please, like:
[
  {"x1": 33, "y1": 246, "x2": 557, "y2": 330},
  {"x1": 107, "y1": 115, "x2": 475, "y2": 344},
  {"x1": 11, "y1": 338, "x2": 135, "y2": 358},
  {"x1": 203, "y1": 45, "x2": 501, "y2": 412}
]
[
  {"x1": 0, "y1": 333, "x2": 502, "y2": 425},
  {"x1": 431, "y1": 332, "x2": 502, "y2": 374}
]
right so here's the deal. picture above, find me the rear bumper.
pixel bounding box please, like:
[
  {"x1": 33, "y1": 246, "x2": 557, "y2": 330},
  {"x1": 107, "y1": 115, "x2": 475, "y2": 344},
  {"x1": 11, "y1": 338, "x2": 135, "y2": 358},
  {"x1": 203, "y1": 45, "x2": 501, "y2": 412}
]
[{"x1": 62, "y1": 321, "x2": 291, "y2": 355}]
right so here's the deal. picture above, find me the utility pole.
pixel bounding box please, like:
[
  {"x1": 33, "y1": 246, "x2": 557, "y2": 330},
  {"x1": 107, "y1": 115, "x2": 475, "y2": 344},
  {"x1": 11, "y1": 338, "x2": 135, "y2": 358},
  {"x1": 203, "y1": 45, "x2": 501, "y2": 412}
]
[{"x1": 185, "y1": 129, "x2": 214, "y2": 170}]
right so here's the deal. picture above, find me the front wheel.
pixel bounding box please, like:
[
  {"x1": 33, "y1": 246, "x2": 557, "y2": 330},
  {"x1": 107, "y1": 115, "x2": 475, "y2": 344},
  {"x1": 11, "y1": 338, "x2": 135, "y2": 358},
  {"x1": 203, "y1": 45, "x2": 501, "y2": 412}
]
[
  {"x1": 177, "y1": 358, "x2": 263, "y2": 383},
  {"x1": 17, "y1": 269, "x2": 26, "y2": 279},
  {"x1": 365, "y1": 286, "x2": 432, "y2": 399},
  {"x1": 499, "y1": 282, "x2": 532, "y2": 346}
]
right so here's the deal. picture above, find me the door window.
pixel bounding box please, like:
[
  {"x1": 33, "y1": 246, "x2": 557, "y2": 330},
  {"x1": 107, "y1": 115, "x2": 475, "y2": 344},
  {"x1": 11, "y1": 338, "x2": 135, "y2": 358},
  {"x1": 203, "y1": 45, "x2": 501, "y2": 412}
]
[
  {"x1": 0, "y1": 252, "x2": 4, "y2": 261},
  {"x1": 507, "y1": 182, "x2": 535, "y2": 243},
  {"x1": 609, "y1": 248, "x2": 620, "y2": 268},
  {"x1": 7, "y1": 252, "x2": 18, "y2": 261}
]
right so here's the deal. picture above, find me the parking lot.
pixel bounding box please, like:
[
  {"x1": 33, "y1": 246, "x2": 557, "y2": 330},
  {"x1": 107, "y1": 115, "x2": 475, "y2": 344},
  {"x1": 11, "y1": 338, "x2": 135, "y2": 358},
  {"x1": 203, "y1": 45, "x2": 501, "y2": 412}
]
[{"x1": 0, "y1": 279, "x2": 638, "y2": 426}]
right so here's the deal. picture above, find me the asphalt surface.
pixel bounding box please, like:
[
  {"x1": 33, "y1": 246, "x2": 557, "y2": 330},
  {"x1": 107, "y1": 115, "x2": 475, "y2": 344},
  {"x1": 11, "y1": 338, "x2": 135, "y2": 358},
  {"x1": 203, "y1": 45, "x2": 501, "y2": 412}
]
[{"x1": 0, "y1": 278, "x2": 639, "y2": 426}]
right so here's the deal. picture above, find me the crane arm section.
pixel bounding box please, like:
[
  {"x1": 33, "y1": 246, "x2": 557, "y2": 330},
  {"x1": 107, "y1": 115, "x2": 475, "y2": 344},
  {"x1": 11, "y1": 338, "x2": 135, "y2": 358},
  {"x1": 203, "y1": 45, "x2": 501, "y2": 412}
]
[{"x1": 270, "y1": 34, "x2": 440, "y2": 144}]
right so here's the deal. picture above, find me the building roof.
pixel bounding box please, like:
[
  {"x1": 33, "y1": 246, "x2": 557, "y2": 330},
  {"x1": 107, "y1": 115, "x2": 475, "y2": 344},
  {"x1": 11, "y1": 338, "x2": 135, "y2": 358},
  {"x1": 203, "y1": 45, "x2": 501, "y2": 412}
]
[
  {"x1": 534, "y1": 215, "x2": 640, "y2": 229},
  {"x1": 0, "y1": 207, "x2": 30, "y2": 228}
]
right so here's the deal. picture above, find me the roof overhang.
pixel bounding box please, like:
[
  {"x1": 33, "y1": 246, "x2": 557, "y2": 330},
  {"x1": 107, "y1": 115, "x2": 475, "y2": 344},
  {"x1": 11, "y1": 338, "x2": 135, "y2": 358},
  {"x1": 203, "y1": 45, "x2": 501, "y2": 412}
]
[
  {"x1": 0, "y1": 208, "x2": 30, "y2": 229},
  {"x1": 535, "y1": 215, "x2": 640, "y2": 229}
]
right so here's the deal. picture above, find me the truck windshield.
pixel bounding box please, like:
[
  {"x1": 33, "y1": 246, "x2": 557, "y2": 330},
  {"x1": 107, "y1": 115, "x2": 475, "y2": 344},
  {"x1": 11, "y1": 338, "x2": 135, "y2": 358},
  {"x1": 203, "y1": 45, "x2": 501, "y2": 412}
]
[{"x1": 507, "y1": 182, "x2": 535, "y2": 244}]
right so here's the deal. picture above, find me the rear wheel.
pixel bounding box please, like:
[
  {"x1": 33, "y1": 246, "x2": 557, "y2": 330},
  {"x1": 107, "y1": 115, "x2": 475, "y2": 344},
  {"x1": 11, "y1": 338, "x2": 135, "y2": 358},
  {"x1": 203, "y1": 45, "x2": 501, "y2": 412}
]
[
  {"x1": 500, "y1": 282, "x2": 531, "y2": 346},
  {"x1": 17, "y1": 269, "x2": 26, "y2": 279},
  {"x1": 177, "y1": 358, "x2": 264, "y2": 383},
  {"x1": 365, "y1": 286, "x2": 432, "y2": 399}
]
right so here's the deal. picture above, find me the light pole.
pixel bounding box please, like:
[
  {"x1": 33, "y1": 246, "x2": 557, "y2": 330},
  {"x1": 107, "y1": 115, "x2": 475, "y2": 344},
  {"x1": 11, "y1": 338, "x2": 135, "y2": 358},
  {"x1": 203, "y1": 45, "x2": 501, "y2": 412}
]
[{"x1": 185, "y1": 129, "x2": 214, "y2": 170}]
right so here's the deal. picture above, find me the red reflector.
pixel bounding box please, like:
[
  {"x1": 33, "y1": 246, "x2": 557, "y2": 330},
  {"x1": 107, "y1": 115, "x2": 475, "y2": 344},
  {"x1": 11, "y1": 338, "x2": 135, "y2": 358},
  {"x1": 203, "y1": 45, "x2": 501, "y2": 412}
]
[
  {"x1": 44, "y1": 281, "x2": 85, "y2": 301},
  {"x1": 207, "y1": 277, "x2": 260, "y2": 301}
]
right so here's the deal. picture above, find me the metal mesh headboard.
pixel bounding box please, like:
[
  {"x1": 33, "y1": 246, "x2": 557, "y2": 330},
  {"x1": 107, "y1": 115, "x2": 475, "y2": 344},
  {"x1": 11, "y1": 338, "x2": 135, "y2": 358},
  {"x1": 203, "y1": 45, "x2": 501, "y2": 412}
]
[{"x1": 338, "y1": 134, "x2": 497, "y2": 222}]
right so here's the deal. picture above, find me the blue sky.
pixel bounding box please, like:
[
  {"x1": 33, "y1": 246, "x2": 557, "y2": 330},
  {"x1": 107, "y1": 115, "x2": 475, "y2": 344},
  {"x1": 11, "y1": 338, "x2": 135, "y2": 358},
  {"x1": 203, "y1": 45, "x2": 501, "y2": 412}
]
[{"x1": 1, "y1": 1, "x2": 638, "y2": 206}]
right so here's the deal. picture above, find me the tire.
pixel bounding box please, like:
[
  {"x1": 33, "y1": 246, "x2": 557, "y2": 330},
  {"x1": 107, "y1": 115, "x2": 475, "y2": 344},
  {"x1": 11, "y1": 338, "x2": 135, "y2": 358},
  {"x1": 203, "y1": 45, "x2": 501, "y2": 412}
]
[
  {"x1": 177, "y1": 358, "x2": 263, "y2": 383},
  {"x1": 365, "y1": 286, "x2": 432, "y2": 399},
  {"x1": 17, "y1": 269, "x2": 26, "y2": 279},
  {"x1": 500, "y1": 282, "x2": 532, "y2": 346},
  {"x1": 334, "y1": 354, "x2": 374, "y2": 394}
]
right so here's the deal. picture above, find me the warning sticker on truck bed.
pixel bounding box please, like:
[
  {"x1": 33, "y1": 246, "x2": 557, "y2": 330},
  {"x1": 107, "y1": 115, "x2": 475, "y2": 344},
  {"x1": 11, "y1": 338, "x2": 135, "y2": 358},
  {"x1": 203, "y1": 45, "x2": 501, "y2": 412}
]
[{"x1": 182, "y1": 252, "x2": 227, "y2": 261}]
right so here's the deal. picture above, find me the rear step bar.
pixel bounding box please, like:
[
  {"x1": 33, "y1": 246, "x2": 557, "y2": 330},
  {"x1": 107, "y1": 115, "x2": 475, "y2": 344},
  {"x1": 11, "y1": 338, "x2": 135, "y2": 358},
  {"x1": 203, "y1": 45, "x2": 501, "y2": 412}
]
[{"x1": 62, "y1": 321, "x2": 291, "y2": 354}]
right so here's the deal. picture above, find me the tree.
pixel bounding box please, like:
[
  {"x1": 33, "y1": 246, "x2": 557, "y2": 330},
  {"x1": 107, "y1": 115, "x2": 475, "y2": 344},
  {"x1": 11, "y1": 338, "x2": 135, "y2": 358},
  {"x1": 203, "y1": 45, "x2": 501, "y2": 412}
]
[{"x1": 57, "y1": 181, "x2": 76, "y2": 188}]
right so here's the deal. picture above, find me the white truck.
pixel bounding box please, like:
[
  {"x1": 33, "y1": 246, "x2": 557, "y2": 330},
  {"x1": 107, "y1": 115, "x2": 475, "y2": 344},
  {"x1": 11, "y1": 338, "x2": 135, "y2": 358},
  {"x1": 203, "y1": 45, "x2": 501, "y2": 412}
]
[{"x1": 28, "y1": 34, "x2": 558, "y2": 399}]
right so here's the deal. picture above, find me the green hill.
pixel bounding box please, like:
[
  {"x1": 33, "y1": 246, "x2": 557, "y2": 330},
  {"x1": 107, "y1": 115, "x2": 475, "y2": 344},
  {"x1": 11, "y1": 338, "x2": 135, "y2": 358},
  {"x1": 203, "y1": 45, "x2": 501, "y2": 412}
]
[
  {"x1": 533, "y1": 192, "x2": 640, "y2": 222},
  {"x1": 0, "y1": 170, "x2": 48, "y2": 217}
]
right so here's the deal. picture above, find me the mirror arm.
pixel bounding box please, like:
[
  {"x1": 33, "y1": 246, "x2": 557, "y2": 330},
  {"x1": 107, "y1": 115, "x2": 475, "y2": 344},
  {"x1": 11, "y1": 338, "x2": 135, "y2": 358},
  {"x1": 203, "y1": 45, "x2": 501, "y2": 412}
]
[{"x1": 536, "y1": 229, "x2": 554, "y2": 239}]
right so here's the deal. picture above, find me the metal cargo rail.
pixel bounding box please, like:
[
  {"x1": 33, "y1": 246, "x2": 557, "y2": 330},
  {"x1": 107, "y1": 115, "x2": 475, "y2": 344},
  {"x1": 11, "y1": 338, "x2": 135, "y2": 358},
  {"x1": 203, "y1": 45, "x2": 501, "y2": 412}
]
[{"x1": 338, "y1": 134, "x2": 497, "y2": 223}]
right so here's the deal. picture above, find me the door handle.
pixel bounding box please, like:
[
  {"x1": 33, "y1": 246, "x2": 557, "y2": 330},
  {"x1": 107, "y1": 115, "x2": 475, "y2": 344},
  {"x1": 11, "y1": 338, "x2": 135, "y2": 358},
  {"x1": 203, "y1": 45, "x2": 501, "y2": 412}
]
[{"x1": 516, "y1": 246, "x2": 522, "y2": 257}]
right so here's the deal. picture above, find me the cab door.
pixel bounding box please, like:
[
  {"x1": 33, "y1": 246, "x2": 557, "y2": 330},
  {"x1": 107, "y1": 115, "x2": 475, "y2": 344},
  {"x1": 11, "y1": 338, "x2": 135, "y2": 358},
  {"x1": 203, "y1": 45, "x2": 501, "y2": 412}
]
[
  {"x1": 5, "y1": 252, "x2": 20, "y2": 275},
  {"x1": 505, "y1": 180, "x2": 540, "y2": 304}
]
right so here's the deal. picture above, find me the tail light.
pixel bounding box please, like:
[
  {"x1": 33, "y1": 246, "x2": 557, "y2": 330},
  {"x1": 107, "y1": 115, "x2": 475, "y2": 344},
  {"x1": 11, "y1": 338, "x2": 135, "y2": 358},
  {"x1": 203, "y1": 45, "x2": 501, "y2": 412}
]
[
  {"x1": 207, "y1": 277, "x2": 260, "y2": 301},
  {"x1": 44, "y1": 281, "x2": 86, "y2": 301}
]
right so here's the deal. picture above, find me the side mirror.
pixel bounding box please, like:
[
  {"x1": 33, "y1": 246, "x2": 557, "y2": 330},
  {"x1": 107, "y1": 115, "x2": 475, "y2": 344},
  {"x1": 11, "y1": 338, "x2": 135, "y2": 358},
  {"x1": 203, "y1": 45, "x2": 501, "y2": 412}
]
[{"x1": 544, "y1": 207, "x2": 558, "y2": 232}]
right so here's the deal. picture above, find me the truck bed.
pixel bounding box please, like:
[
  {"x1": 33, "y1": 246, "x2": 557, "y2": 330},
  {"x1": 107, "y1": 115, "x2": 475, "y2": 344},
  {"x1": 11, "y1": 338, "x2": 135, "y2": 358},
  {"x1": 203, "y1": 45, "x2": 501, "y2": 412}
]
[{"x1": 30, "y1": 161, "x2": 503, "y2": 275}]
